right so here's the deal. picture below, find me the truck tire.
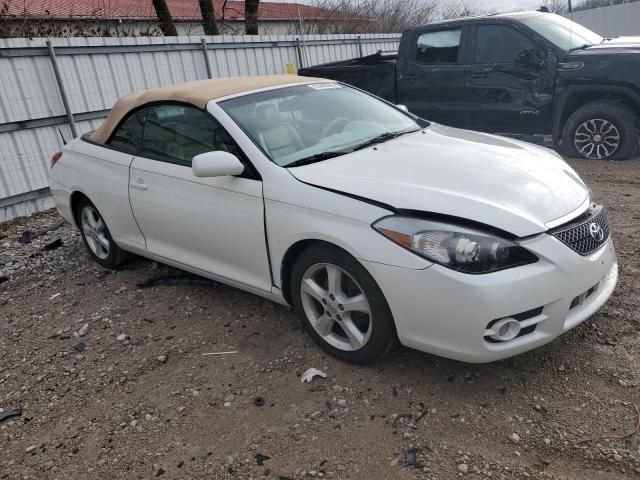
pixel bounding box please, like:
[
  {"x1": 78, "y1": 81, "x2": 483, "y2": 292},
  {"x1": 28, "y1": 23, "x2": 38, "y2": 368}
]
[{"x1": 561, "y1": 100, "x2": 638, "y2": 160}]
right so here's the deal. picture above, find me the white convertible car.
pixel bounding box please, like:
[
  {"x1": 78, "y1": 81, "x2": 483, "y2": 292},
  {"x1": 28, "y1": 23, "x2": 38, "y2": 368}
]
[{"x1": 49, "y1": 75, "x2": 618, "y2": 364}]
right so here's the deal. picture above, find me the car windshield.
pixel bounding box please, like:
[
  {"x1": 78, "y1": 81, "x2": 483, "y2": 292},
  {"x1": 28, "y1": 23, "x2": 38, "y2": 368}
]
[
  {"x1": 521, "y1": 13, "x2": 603, "y2": 51},
  {"x1": 219, "y1": 83, "x2": 422, "y2": 167}
]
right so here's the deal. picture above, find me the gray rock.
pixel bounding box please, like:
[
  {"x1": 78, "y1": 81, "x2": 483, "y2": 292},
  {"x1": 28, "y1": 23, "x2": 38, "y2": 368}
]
[
  {"x1": 457, "y1": 463, "x2": 469, "y2": 474},
  {"x1": 157, "y1": 355, "x2": 168, "y2": 364},
  {"x1": 116, "y1": 334, "x2": 128, "y2": 342},
  {"x1": 78, "y1": 323, "x2": 89, "y2": 337},
  {"x1": 510, "y1": 432, "x2": 521, "y2": 444}
]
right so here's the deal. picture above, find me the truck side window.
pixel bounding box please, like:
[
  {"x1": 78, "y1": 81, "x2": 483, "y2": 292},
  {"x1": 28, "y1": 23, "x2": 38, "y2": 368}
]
[
  {"x1": 415, "y1": 29, "x2": 462, "y2": 64},
  {"x1": 475, "y1": 25, "x2": 537, "y2": 64}
]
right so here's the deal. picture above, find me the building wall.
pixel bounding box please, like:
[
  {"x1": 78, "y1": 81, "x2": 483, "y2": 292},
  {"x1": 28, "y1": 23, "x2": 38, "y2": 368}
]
[{"x1": 564, "y1": 2, "x2": 640, "y2": 37}]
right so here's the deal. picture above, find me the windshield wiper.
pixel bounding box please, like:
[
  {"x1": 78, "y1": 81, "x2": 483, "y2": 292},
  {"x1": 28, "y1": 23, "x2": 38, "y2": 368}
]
[
  {"x1": 569, "y1": 43, "x2": 592, "y2": 51},
  {"x1": 285, "y1": 150, "x2": 348, "y2": 168},
  {"x1": 350, "y1": 128, "x2": 420, "y2": 152}
]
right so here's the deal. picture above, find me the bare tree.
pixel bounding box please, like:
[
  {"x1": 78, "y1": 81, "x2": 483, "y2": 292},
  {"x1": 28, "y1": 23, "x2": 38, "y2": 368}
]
[
  {"x1": 198, "y1": 0, "x2": 220, "y2": 35},
  {"x1": 300, "y1": 0, "x2": 437, "y2": 34},
  {"x1": 245, "y1": 0, "x2": 260, "y2": 34},
  {"x1": 438, "y1": 0, "x2": 486, "y2": 20},
  {"x1": 543, "y1": 0, "x2": 569, "y2": 13},
  {"x1": 152, "y1": 0, "x2": 178, "y2": 36}
]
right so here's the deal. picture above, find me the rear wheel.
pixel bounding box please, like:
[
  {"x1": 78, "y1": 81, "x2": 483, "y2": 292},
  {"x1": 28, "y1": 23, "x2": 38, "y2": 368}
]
[
  {"x1": 76, "y1": 197, "x2": 125, "y2": 269},
  {"x1": 290, "y1": 244, "x2": 398, "y2": 364},
  {"x1": 561, "y1": 101, "x2": 638, "y2": 160}
]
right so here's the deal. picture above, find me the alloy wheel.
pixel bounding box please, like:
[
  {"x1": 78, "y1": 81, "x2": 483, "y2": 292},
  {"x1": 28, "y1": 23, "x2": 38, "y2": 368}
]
[
  {"x1": 80, "y1": 206, "x2": 110, "y2": 260},
  {"x1": 574, "y1": 118, "x2": 620, "y2": 159},
  {"x1": 300, "y1": 263, "x2": 372, "y2": 351}
]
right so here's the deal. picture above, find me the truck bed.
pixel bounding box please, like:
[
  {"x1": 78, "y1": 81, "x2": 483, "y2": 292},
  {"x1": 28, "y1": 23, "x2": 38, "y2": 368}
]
[{"x1": 298, "y1": 52, "x2": 398, "y2": 103}]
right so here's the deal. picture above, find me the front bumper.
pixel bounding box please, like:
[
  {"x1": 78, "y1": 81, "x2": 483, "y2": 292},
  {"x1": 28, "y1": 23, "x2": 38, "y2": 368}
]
[{"x1": 363, "y1": 234, "x2": 618, "y2": 363}]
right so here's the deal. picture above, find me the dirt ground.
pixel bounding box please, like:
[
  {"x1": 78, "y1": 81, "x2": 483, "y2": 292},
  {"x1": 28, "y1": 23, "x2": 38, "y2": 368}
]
[{"x1": 1, "y1": 158, "x2": 639, "y2": 480}]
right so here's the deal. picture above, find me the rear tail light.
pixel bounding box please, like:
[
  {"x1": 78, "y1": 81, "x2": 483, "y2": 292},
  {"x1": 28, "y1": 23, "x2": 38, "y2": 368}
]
[{"x1": 50, "y1": 151, "x2": 62, "y2": 168}]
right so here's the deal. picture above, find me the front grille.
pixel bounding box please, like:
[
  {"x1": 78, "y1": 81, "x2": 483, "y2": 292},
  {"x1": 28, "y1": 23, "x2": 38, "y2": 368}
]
[{"x1": 550, "y1": 205, "x2": 610, "y2": 255}]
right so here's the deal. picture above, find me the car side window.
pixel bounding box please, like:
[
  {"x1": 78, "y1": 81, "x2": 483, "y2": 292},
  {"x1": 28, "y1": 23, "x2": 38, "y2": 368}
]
[
  {"x1": 140, "y1": 104, "x2": 240, "y2": 167},
  {"x1": 107, "y1": 109, "x2": 147, "y2": 154},
  {"x1": 415, "y1": 29, "x2": 462, "y2": 64},
  {"x1": 475, "y1": 25, "x2": 537, "y2": 64}
]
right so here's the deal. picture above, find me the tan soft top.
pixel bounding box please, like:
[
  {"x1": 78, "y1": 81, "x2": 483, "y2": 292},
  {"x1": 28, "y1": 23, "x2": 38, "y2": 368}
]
[{"x1": 89, "y1": 75, "x2": 321, "y2": 144}]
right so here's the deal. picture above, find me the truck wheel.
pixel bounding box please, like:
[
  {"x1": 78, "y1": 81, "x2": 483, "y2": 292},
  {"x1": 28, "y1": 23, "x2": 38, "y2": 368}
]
[{"x1": 561, "y1": 101, "x2": 638, "y2": 160}]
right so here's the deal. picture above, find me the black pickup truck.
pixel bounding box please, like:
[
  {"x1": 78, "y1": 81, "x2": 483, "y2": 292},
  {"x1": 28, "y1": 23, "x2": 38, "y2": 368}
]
[{"x1": 299, "y1": 11, "x2": 640, "y2": 160}]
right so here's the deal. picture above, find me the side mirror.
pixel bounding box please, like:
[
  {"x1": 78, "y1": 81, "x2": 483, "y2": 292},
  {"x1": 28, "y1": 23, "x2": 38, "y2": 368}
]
[
  {"x1": 396, "y1": 104, "x2": 409, "y2": 113},
  {"x1": 192, "y1": 151, "x2": 245, "y2": 177}
]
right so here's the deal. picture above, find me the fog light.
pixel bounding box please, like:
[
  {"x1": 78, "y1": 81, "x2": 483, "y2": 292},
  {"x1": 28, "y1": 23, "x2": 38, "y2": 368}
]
[{"x1": 488, "y1": 318, "x2": 521, "y2": 341}]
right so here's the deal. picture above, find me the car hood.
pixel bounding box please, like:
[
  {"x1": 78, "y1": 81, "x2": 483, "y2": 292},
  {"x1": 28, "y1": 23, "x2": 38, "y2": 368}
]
[
  {"x1": 288, "y1": 124, "x2": 589, "y2": 237},
  {"x1": 574, "y1": 37, "x2": 640, "y2": 54}
]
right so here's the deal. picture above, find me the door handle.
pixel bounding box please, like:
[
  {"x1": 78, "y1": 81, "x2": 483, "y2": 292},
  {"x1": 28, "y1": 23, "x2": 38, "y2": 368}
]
[{"x1": 131, "y1": 179, "x2": 147, "y2": 190}]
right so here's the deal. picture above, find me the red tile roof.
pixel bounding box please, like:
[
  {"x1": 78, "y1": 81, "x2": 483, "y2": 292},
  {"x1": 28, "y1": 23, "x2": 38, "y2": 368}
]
[{"x1": 2, "y1": 0, "x2": 336, "y2": 20}]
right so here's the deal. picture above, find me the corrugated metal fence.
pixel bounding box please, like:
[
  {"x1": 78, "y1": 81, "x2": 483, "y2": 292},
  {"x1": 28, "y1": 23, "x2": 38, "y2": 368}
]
[{"x1": 0, "y1": 33, "x2": 401, "y2": 222}]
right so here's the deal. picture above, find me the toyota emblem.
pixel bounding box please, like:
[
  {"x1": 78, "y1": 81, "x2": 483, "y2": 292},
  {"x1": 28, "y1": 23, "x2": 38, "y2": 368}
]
[{"x1": 589, "y1": 222, "x2": 604, "y2": 242}]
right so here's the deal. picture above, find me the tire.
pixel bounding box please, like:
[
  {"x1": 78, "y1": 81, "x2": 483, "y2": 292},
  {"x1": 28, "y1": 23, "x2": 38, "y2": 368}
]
[
  {"x1": 75, "y1": 197, "x2": 126, "y2": 269},
  {"x1": 561, "y1": 100, "x2": 638, "y2": 160},
  {"x1": 290, "y1": 244, "x2": 398, "y2": 364}
]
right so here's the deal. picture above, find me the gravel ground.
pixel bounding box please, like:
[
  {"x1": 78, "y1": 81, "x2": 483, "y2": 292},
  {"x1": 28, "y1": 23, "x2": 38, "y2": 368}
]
[{"x1": 1, "y1": 158, "x2": 639, "y2": 480}]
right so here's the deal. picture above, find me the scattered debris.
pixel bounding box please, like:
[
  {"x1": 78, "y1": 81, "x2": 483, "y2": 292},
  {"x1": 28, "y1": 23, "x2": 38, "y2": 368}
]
[
  {"x1": 255, "y1": 453, "x2": 270, "y2": 466},
  {"x1": 401, "y1": 446, "x2": 417, "y2": 466},
  {"x1": 42, "y1": 238, "x2": 63, "y2": 251},
  {"x1": 254, "y1": 396, "x2": 265, "y2": 407},
  {"x1": 136, "y1": 274, "x2": 213, "y2": 288},
  {"x1": 301, "y1": 368, "x2": 327, "y2": 383},
  {"x1": 49, "y1": 293, "x2": 61, "y2": 300},
  {"x1": 574, "y1": 402, "x2": 640, "y2": 445},
  {"x1": 0, "y1": 407, "x2": 22, "y2": 423},
  {"x1": 17, "y1": 231, "x2": 34, "y2": 244},
  {"x1": 201, "y1": 351, "x2": 237, "y2": 356}
]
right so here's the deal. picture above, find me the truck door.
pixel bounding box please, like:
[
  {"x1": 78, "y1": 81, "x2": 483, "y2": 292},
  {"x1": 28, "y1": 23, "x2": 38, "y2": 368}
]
[
  {"x1": 466, "y1": 23, "x2": 556, "y2": 134},
  {"x1": 396, "y1": 25, "x2": 470, "y2": 127}
]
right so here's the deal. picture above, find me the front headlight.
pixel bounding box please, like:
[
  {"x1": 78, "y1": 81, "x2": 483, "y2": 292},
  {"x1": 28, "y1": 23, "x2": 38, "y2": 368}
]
[{"x1": 373, "y1": 216, "x2": 538, "y2": 274}]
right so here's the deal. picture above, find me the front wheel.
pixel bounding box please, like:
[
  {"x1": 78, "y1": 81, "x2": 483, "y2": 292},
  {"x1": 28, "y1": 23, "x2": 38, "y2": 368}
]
[
  {"x1": 76, "y1": 197, "x2": 125, "y2": 269},
  {"x1": 561, "y1": 100, "x2": 638, "y2": 160},
  {"x1": 290, "y1": 244, "x2": 398, "y2": 364}
]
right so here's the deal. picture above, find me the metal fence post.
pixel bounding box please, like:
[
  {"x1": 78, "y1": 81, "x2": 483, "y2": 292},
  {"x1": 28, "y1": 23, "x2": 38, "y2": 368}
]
[
  {"x1": 201, "y1": 38, "x2": 213, "y2": 79},
  {"x1": 295, "y1": 37, "x2": 304, "y2": 69},
  {"x1": 357, "y1": 35, "x2": 363, "y2": 57},
  {"x1": 46, "y1": 40, "x2": 77, "y2": 138}
]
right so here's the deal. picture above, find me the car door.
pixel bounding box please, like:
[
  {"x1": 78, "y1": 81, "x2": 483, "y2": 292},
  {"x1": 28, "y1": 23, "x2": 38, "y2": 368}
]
[
  {"x1": 128, "y1": 103, "x2": 271, "y2": 292},
  {"x1": 396, "y1": 25, "x2": 470, "y2": 126},
  {"x1": 466, "y1": 23, "x2": 556, "y2": 133}
]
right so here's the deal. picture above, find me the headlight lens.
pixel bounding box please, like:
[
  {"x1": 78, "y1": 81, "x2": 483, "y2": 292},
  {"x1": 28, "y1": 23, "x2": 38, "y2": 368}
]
[{"x1": 373, "y1": 216, "x2": 538, "y2": 274}]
